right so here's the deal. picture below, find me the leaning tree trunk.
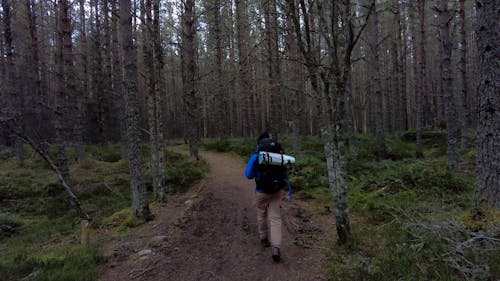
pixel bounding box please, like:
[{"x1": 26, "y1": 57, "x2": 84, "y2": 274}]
[
  {"x1": 438, "y1": 0, "x2": 458, "y2": 169},
  {"x1": 474, "y1": 0, "x2": 499, "y2": 209},
  {"x1": 120, "y1": 0, "x2": 153, "y2": 220}
]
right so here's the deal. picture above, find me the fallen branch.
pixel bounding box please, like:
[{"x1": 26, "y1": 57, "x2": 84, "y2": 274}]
[{"x1": 1, "y1": 119, "x2": 90, "y2": 220}]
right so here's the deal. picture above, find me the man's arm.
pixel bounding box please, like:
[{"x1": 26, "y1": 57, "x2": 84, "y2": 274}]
[{"x1": 245, "y1": 153, "x2": 258, "y2": 179}]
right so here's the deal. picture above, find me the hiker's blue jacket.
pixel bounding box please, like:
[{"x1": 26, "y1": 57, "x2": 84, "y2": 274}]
[
  {"x1": 245, "y1": 153, "x2": 265, "y2": 193},
  {"x1": 245, "y1": 153, "x2": 258, "y2": 179}
]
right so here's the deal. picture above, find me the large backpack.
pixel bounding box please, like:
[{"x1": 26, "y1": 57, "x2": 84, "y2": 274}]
[{"x1": 256, "y1": 138, "x2": 287, "y2": 194}]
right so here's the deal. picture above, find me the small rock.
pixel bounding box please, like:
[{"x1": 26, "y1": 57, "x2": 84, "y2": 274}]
[
  {"x1": 138, "y1": 249, "x2": 153, "y2": 257},
  {"x1": 184, "y1": 199, "x2": 193, "y2": 205},
  {"x1": 149, "y1": 235, "x2": 168, "y2": 247}
]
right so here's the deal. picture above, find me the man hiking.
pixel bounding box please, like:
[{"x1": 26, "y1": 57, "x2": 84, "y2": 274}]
[{"x1": 245, "y1": 132, "x2": 288, "y2": 263}]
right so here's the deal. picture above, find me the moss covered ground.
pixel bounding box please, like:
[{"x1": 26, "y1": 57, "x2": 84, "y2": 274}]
[{"x1": 0, "y1": 144, "x2": 207, "y2": 281}]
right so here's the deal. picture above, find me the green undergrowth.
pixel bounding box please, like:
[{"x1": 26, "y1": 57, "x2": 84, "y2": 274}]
[
  {"x1": 203, "y1": 133, "x2": 499, "y2": 280},
  {"x1": 0, "y1": 144, "x2": 207, "y2": 281}
]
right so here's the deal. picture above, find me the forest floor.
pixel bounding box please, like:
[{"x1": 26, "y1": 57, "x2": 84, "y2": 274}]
[{"x1": 99, "y1": 147, "x2": 333, "y2": 281}]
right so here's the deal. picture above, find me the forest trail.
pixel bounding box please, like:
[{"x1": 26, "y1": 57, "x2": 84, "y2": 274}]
[{"x1": 99, "y1": 148, "x2": 332, "y2": 281}]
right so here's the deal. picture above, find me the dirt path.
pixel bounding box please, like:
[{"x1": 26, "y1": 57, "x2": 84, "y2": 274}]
[{"x1": 99, "y1": 150, "x2": 332, "y2": 281}]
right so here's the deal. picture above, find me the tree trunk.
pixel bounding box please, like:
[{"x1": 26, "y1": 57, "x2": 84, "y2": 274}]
[
  {"x1": 264, "y1": 0, "x2": 282, "y2": 133},
  {"x1": 92, "y1": 0, "x2": 105, "y2": 143},
  {"x1": 111, "y1": 0, "x2": 127, "y2": 156},
  {"x1": 286, "y1": 0, "x2": 372, "y2": 244},
  {"x1": 55, "y1": 0, "x2": 85, "y2": 214},
  {"x1": 399, "y1": 1, "x2": 408, "y2": 132},
  {"x1": 438, "y1": 0, "x2": 458, "y2": 169},
  {"x1": 392, "y1": 0, "x2": 402, "y2": 135},
  {"x1": 411, "y1": 1, "x2": 424, "y2": 157},
  {"x1": 2, "y1": 0, "x2": 24, "y2": 165},
  {"x1": 419, "y1": 0, "x2": 431, "y2": 127},
  {"x1": 213, "y1": 0, "x2": 228, "y2": 139},
  {"x1": 120, "y1": 0, "x2": 153, "y2": 220},
  {"x1": 153, "y1": 0, "x2": 167, "y2": 200},
  {"x1": 474, "y1": 0, "x2": 499, "y2": 209},
  {"x1": 228, "y1": 0, "x2": 239, "y2": 137},
  {"x1": 103, "y1": 0, "x2": 118, "y2": 142},
  {"x1": 458, "y1": 0, "x2": 468, "y2": 151},
  {"x1": 71, "y1": 0, "x2": 85, "y2": 159},
  {"x1": 79, "y1": 0, "x2": 89, "y2": 98},
  {"x1": 181, "y1": 0, "x2": 200, "y2": 160},
  {"x1": 25, "y1": 0, "x2": 42, "y2": 125},
  {"x1": 369, "y1": 4, "x2": 388, "y2": 159},
  {"x1": 235, "y1": 0, "x2": 255, "y2": 137},
  {"x1": 142, "y1": 0, "x2": 160, "y2": 202},
  {"x1": 285, "y1": 0, "x2": 303, "y2": 154}
]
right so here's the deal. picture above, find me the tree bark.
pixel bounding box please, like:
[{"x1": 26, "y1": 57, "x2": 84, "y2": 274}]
[
  {"x1": 235, "y1": 0, "x2": 255, "y2": 137},
  {"x1": 399, "y1": 1, "x2": 408, "y2": 132},
  {"x1": 264, "y1": 0, "x2": 282, "y2": 133},
  {"x1": 392, "y1": 0, "x2": 402, "y2": 134},
  {"x1": 153, "y1": 0, "x2": 167, "y2": 200},
  {"x1": 111, "y1": 0, "x2": 127, "y2": 156},
  {"x1": 438, "y1": 0, "x2": 458, "y2": 169},
  {"x1": 458, "y1": 0, "x2": 468, "y2": 151},
  {"x1": 285, "y1": 0, "x2": 304, "y2": 154},
  {"x1": 79, "y1": 0, "x2": 89, "y2": 98},
  {"x1": 181, "y1": 0, "x2": 201, "y2": 160},
  {"x1": 418, "y1": 0, "x2": 431, "y2": 127},
  {"x1": 120, "y1": 0, "x2": 153, "y2": 220},
  {"x1": 411, "y1": 1, "x2": 424, "y2": 157},
  {"x1": 55, "y1": 0, "x2": 86, "y2": 215},
  {"x1": 369, "y1": 4, "x2": 388, "y2": 159},
  {"x1": 2, "y1": 0, "x2": 24, "y2": 165},
  {"x1": 474, "y1": 0, "x2": 499, "y2": 209},
  {"x1": 212, "y1": 0, "x2": 228, "y2": 139},
  {"x1": 142, "y1": 0, "x2": 160, "y2": 202}
]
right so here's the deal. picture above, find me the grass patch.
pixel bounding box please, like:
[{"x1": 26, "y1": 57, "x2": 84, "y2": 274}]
[{"x1": 0, "y1": 245, "x2": 102, "y2": 281}]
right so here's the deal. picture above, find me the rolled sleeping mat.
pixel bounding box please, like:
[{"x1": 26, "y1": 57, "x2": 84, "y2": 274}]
[{"x1": 258, "y1": 151, "x2": 295, "y2": 166}]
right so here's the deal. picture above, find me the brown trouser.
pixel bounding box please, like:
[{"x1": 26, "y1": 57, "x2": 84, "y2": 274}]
[{"x1": 255, "y1": 191, "x2": 282, "y2": 248}]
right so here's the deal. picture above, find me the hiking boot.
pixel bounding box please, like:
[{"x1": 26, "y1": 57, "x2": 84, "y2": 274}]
[
  {"x1": 272, "y1": 247, "x2": 280, "y2": 263},
  {"x1": 260, "y1": 238, "x2": 271, "y2": 248}
]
